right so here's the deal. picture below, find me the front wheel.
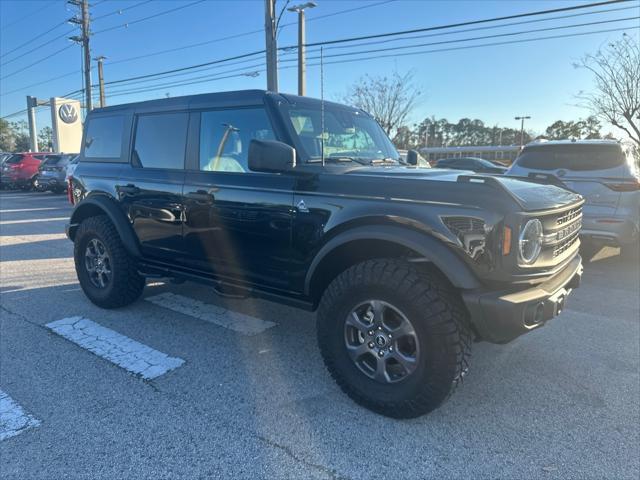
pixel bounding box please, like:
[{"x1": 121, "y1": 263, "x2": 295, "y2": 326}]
[
  {"x1": 74, "y1": 215, "x2": 145, "y2": 308},
  {"x1": 317, "y1": 259, "x2": 473, "y2": 418}
]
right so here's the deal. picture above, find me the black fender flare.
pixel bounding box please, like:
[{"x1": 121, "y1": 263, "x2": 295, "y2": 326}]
[
  {"x1": 66, "y1": 195, "x2": 141, "y2": 258},
  {"x1": 304, "y1": 225, "x2": 481, "y2": 295}
]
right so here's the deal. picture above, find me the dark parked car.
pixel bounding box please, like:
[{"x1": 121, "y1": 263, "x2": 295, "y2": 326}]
[
  {"x1": 34, "y1": 154, "x2": 76, "y2": 193},
  {"x1": 67, "y1": 90, "x2": 584, "y2": 418},
  {"x1": 0, "y1": 152, "x2": 47, "y2": 189},
  {"x1": 436, "y1": 156, "x2": 508, "y2": 174}
]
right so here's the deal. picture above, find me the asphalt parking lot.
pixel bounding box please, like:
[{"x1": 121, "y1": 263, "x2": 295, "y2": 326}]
[{"x1": 1, "y1": 190, "x2": 638, "y2": 480}]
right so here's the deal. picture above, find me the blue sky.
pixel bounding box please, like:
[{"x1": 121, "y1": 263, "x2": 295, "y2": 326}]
[{"x1": 1, "y1": 0, "x2": 639, "y2": 136}]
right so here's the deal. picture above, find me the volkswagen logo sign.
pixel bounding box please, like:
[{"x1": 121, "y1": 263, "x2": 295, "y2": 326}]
[{"x1": 58, "y1": 103, "x2": 78, "y2": 124}]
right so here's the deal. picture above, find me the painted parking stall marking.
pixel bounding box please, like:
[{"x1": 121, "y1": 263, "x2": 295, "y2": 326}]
[
  {"x1": 46, "y1": 317, "x2": 185, "y2": 379},
  {"x1": 0, "y1": 390, "x2": 41, "y2": 441},
  {"x1": 145, "y1": 292, "x2": 277, "y2": 336}
]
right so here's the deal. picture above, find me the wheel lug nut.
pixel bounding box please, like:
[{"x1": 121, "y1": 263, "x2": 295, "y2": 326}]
[
  {"x1": 377, "y1": 326, "x2": 382, "y2": 331},
  {"x1": 378, "y1": 350, "x2": 384, "y2": 357},
  {"x1": 368, "y1": 330, "x2": 374, "y2": 336},
  {"x1": 388, "y1": 334, "x2": 392, "y2": 339},
  {"x1": 368, "y1": 342, "x2": 374, "y2": 348},
  {"x1": 388, "y1": 346, "x2": 393, "y2": 352}
]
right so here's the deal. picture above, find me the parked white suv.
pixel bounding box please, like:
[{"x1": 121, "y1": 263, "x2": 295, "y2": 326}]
[{"x1": 507, "y1": 140, "x2": 639, "y2": 258}]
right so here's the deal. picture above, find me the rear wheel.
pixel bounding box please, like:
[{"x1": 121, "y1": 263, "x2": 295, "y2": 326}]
[
  {"x1": 317, "y1": 259, "x2": 473, "y2": 418},
  {"x1": 74, "y1": 215, "x2": 145, "y2": 308}
]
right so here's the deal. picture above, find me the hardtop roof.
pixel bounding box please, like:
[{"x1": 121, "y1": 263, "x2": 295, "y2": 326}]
[{"x1": 88, "y1": 89, "x2": 361, "y2": 115}]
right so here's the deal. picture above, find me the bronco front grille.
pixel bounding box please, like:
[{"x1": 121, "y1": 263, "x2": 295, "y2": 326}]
[
  {"x1": 540, "y1": 205, "x2": 583, "y2": 260},
  {"x1": 553, "y1": 232, "x2": 580, "y2": 257},
  {"x1": 556, "y1": 206, "x2": 582, "y2": 225}
]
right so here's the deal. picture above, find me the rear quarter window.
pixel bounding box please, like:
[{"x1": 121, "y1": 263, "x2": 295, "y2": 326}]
[
  {"x1": 84, "y1": 115, "x2": 125, "y2": 159},
  {"x1": 4, "y1": 154, "x2": 24, "y2": 164},
  {"x1": 516, "y1": 144, "x2": 624, "y2": 171}
]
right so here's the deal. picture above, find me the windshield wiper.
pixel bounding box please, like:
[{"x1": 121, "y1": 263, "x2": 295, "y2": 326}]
[
  {"x1": 370, "y1": 157, "x2": 402, "y2": 166},
  {"x1": 308, "y1": 156, "x2": 369, "y2": 165}
]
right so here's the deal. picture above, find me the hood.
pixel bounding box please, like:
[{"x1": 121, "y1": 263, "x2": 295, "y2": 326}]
[{"x1": 344, "y1": 166, "x2": 583, "y2": 212}]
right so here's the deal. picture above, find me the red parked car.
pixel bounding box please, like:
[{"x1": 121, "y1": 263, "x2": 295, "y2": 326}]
[{"x1": 0, "y1": 152, "x2": 48, "y2": 190}]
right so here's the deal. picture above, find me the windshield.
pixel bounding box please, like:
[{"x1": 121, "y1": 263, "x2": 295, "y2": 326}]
[
  {"x1": 516, "y1": 144, "x2": 624, "y2": 171},
  {"x1": 472, "y1": 158, "x2": 499, "y2": 168},
  {"x1": 286, "y1": 106, "x2": 399, "y2": 164}
]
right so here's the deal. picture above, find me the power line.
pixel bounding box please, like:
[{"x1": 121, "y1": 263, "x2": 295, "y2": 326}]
[
  {"x1": 98, "y1": 0, "x2": 398, "y2": 68},
  {"x1": 92, "y1": 0, "x2": 207, "y2": 35},
  {"x1": 0, "y1": 67, "x2": 96, "y2": 98},
  {"x1": 297, "y1": 0, "x2": 634, "y2": 49},
  {"x1": 102, "y1": 50, "x2": 265, "y2": 87},
  {"x1": 0, "y1": 44, "x2": 75, "y2": 81},
  {"x1": 92, "y1": 0, "x2": 154, "y2": 22},
  {"x1": 105, "y1": 63, "x2": 265, "y2": 95},
  {"x1": 97, "y1": 10, "x2": 639, "y2": 92},
  {"x1": 1, "y1": 108, "x2": 29, "y2": 120},
  {"x1": 0, "y1": 21, "x2": 69, "y2": 60},
  {"x1": 294, "y1": 15, "x2": 640, "y2": 61},
  {"x1": 106, "y1": 25, "x2": 637, "y2": 100},
  {"x1": 295, "y1": 25, "x2": 638, "y2": 72},
  {"x1": 103, "y1": 56, "x2": 266, "y2": 89},
  {"x1": 0, "y1": 1, "x2": 57, "y2": 31},
  {"x1": 280, "y1": 3, "x2": 639, "y2": 54},
  {"x1": 105, "y1": 71, "x2": 264, "y2": 100},
  {"x1": 0, "y1": 29, "x2": 76, "y2": 67}
]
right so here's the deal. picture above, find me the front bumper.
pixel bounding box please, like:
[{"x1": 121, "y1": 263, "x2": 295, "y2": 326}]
[{"x1": 463, "y1": 254, "x2": 583, "y2": 344}]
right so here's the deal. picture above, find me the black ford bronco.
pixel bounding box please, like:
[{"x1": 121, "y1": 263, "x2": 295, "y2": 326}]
[{"x1": 66, "y1": 90, "x2": 584, "y2": 418}]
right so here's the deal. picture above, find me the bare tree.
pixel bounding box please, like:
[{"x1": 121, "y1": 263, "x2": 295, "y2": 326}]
[
  {"x1": 576, "y1": 34, "x2": 640, "y2": 147},
  {"x1": 344, "y1": 71, "x2": 420, "y2": 137}
]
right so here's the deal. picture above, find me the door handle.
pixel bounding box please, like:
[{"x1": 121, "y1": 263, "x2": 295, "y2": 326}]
[
  {"x1": 119, "y1": 184, "x2": 140, "y2": 195},
  {"x1": 186, "y1": 190, "x2": 214, "y2": 203}
]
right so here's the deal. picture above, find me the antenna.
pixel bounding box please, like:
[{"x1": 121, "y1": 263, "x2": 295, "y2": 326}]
[{"x1": 320, "y1": 46, "x2": 325, "y2": 167}]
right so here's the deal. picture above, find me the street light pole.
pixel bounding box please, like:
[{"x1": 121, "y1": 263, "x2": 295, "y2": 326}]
[
  {"x1": 287, "y1": 2, "x2": 316, "y2": 96},
  {"x1": 94, "y1": 55, "x2": 107, "y2": 107},
  {"x1": 514, "y1": 115, "x2": 531, "y2": 147}
]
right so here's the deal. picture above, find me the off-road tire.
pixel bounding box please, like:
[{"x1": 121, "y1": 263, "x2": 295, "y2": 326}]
[
  {"x1": 74, "y1": 215, "x2": 145, "y2": 308},
  {"x1": 317, "y1": 259, "x2": 473, "y2": 418}
]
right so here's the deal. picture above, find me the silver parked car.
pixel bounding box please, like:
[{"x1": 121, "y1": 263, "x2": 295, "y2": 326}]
[{"x1": 507, "y1": 140, "x2": 639, "y2": 258}]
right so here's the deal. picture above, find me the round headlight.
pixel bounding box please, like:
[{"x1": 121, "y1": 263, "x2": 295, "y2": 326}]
[{"x1": 519, "y1": 219, "x2": 543, "y2": 264}]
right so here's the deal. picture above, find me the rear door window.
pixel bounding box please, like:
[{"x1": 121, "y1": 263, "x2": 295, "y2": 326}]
[
  {"x1": 85, "y1": 115, "x2": 124, "y2": 158},
  {"x1": 516, "y1": 144, "x2": 625, "y2": 171},
  {"x1": 133, "y1": 112, "x2": 188, "y2": 169}
]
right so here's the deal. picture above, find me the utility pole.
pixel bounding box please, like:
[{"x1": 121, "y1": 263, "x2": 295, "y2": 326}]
[
  {"x1": 68, "y1": 0, "x2": 92, "y2": 111},
  {"x1": 94, "y1": 55, "x2": 106, "y2": 107},
  {"x1": 26, "y1": 96, "x2": 39, "y2": 152},
  {"x1": 264, "y1": 0, "x2": 278, "y2": 92},
  {"x1": 287, "y1": 2, "x2": 316, "y2": 96},
  {"x1": 515, "y1": 115, "x2": 531, "y2": 147}
]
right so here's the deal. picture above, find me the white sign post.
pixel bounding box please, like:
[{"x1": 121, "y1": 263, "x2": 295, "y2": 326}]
[{"x1": 50, "y1": 97, "x2": 83, "y2": 153}]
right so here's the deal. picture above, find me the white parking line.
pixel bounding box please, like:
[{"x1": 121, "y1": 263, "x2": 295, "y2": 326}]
[
  {"x1": 46, "y1": 317, "x2": 185, "y2": 379},
  {"x1": 0, "y1": 207, "x2": 67, "y2": 213},
  {"x1": 145, "y1": 292, "x2": 277, "y2": 336},
  {"x1": 0, "y1": 217, "x2": 68, "y2": 225},
  {"x1": 0, "y1": 390, "x2": 41, "y2": 441}
]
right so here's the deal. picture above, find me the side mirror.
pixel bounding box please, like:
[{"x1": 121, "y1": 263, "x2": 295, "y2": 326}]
[
  {"x1": 406, "y1": 149, "x2": 419, "y2": 166},
  {"x1": 248, "y1": 139, "x2": 296, "y2": 173}
]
